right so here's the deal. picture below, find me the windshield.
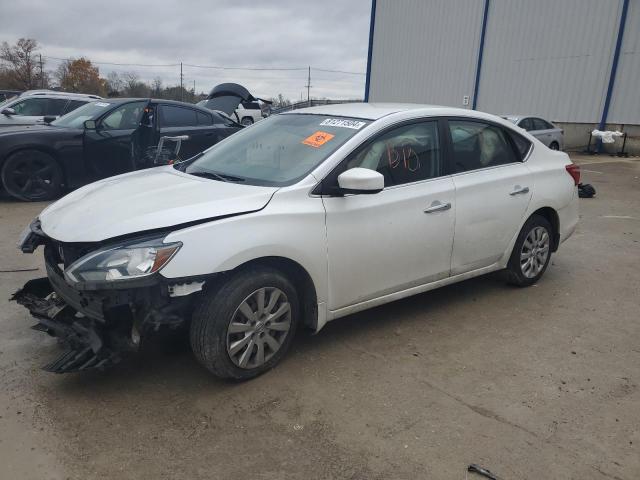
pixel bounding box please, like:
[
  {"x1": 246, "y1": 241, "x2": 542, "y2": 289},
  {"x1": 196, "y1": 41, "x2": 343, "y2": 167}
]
[
  {"x1": 180, "y1": 114, "x2": 369, "y2": 186},
  {"x1": 51, "y1": 101, "x2": 112, "y2": 128}
]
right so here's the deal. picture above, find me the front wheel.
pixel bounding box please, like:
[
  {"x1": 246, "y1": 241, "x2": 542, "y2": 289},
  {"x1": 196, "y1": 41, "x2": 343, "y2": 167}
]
[
  {"x1": 1, "y1": 150, "x2": 63, "y2": 201},
  {"x1": 506, "y1": 215, "x2": 553, "y2": 287},
  {"x1": 190, "y1": 267, "x2": 299, "y2": 380}
]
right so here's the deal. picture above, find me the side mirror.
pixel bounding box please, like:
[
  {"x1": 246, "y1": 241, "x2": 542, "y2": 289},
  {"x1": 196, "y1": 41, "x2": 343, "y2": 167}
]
[
  {"x1": 1, "y1": 107, "x2": 16, "y2": 116},
  {"x1": 83, "y1": 119, "x2": 97, "y2": 130},
  {"x1": 337, "y1": 168, "x2": 384, "y2": 194},
  {"x1": 43, "y1": 115, "x2": 56, "y2": 124}
]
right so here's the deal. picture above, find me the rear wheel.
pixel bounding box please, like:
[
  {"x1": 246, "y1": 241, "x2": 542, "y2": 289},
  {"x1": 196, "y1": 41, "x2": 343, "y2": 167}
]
[
  {"x1": 506, "y1": 215, "x2": 553, "y2": 287},
  {"x1": 1, "y1": 150, "x2": 63, "y2": 201},
  {"x1": 240, "y1": 117, "x2": 254, "y2": 126},
  {"x1": 549, "y1": 141, "x2": 560, "y2": 150},
  {"x1": 190, "y1": 266, "x2": 299, "y2": 380}
]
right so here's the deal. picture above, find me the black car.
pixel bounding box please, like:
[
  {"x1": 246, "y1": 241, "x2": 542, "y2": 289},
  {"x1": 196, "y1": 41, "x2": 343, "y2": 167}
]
[{"x1": 0, "y1": 98, "x2": 242, "y2": 201}]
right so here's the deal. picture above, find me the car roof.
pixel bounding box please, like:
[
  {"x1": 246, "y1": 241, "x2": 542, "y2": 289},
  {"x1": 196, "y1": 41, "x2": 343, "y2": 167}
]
[
  {"x1": 21, "y1": 90, "x2": 102, "y2": 100},
  {"x1": 286, "y1": 102, "x2": 509, "y2": 122}
]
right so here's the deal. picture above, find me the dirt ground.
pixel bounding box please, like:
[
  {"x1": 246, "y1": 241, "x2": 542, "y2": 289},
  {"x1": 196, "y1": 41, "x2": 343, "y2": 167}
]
[{"x1": 0, "y1": 154, "x2": 638, "y2": 480}]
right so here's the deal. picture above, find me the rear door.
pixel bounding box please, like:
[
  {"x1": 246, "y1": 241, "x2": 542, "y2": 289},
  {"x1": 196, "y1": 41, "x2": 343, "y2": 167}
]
[
  {"x1": 157, "y1": 104, "x2": 218, "y2": 159},
  {"x1": 446, "y1": 118, "x2": 533, "y2": 275},
  {"x1": 532, "y1": 118, "x2": 559, "y2": 148}
]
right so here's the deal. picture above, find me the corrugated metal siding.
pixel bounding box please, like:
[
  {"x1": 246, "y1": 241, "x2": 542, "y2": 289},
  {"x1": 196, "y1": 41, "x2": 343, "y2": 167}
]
[
  {"x1": 476, "y1": 0, "x2": 623, "y2": 123},
  {"x1": 608, "y1": 0, "x2": 640, "y2": 124},
  {"x1": 368, "y1": 0, "x2": 484, "y2": 107}
]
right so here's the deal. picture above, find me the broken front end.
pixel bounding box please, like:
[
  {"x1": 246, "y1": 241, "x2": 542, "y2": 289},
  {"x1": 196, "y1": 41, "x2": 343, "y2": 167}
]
[{"x1": 13, "y1": 220, "x2": 204, "y2": 373}]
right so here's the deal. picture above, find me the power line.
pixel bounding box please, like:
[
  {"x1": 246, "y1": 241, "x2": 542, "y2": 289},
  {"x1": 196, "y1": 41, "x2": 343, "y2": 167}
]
[{"x1": 41, "y1": 55, "x2": 364, "y2": 75}]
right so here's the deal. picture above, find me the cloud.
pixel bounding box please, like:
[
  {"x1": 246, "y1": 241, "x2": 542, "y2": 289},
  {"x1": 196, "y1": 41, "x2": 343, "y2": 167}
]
[{"x1": 2, "y1": 0, "x2": 370, "y2": 100}]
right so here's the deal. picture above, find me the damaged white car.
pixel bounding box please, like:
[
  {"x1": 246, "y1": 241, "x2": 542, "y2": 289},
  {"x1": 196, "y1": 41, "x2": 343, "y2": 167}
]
[{"x1": 14, "y1": 103, "x2": 579, "y2": 379}]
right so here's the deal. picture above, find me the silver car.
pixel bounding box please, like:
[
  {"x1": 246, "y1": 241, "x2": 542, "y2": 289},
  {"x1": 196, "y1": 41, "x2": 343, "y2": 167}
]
[
  {"x1": 0, "y1": 90, "x2": 101, "y2": 127},
  {"x1": 503, "y1": 115, "x2": 563, "y2": 150}
]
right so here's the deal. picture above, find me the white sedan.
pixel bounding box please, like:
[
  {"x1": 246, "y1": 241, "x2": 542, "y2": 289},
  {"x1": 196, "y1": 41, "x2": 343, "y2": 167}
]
[{"x1": 15, "y1": 103, "x2": 579, "y2": 379}]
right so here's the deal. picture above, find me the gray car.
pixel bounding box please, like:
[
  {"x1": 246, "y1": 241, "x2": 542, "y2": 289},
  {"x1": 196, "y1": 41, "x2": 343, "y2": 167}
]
[
  {"x1": 503, "y1": 115, "x2": 564, "y2": 150},
  {"x1": 0, "y1": 90, "x2": 101, "y2": 127}
]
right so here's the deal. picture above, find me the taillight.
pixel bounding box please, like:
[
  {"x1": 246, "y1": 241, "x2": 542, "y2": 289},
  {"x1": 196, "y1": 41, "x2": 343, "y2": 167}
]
[{"x1": 565, "y1": 164, "x2": 580, "y2": 185}]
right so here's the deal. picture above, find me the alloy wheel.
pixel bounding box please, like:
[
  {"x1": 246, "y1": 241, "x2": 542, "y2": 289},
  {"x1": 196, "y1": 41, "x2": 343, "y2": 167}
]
[
  {"x1": 520, "y1": 226, "x2": 550, "y2": 278},
  {"x1": 8, "y1": 157, "x2": 56, "y2": 198},
  {"x1": 226, "y1": 287, "x2": 292, "y2": 369}
]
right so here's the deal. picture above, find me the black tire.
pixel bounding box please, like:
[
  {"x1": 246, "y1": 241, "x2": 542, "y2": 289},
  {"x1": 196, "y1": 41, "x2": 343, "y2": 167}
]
[
  {"x1": 1, "y1": 150, "x2": 63, "y2": 201},
  {"x1": 190, "y1": 266, "x2": 299, "y2": 380},
  {"x1": 240, "y1": 117, "x2": 254, "y2": 126},
  {"x1": 549, "y1": 141, "x2": 560, "y2": 150},
  {"x1": 506, "y1": 214, "x2": 553, "y2": 287}
]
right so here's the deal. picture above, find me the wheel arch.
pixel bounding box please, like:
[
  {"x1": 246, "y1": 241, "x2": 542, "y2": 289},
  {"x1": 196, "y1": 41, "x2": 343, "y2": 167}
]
[
  {"x1": 227, "y1": 256, "x2": 319, "y2": 331},
  {"x1": 531, "y1": 206, "x2": 560, "y2": 251}
]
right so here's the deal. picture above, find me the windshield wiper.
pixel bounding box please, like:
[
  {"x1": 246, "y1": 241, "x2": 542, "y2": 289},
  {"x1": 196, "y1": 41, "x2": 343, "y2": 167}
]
[{"x1": 188, "y1": 170, "x2": 245, "y2": 183}]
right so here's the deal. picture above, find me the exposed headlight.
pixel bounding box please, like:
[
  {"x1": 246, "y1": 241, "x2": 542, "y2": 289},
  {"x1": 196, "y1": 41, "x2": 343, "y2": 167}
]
[{"x1": 64, "y1": 237, "x2": 181, "y2": 284}]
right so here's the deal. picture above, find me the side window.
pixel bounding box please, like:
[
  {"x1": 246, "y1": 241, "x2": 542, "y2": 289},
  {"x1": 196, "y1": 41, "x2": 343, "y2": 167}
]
[
  {"x1": 506, "y1": 129, "x2": 532, "y2": 160},
  {"x1": 101, "y1": 102, "x2": 146, "y2": 130},
  {"x1": 46, "y1": 99, "x2": 69, "y2": 116},
  {"x1": 346, "y1": 121, "x2": 441, "y2": 187},
  {"x1": 11, "y1": 98, "x2": 48, "y2": 116},
  {"x1": 197, "y1": 111, "x2": 213, "y2": 126},
  {"x1": 159, "y1": 105, "x2": 198, "y2": 127},
  {"x1": 518, "y1": 118, "x2": 534, "y2": 131},
  {"x1": 212, "y1": 111, "x2": 236, "y2": 127},
  {"x1": 64, "y1": 100, "x2": 87, "y2": 114},
  {"x1": 533, "y1": 118, "x2": 551, "y2": 130},
  {"x1": 448, "y1": 120, "x2": 519, "y2": 173}
]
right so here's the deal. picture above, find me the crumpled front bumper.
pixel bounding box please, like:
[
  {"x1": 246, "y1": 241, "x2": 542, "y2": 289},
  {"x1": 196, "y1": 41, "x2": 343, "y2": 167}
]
[{"x1": 11, "y1": 278, "x2": 122, "y2": 373}]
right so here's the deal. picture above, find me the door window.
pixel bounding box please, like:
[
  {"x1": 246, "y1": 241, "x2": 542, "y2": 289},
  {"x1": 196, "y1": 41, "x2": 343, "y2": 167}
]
[
  {"x1": 159, "y1": 105, "x2": 198, "y2": 127},
  {"x1": 197, "y1": 111, "x2": 213, "y2": 126},
  {"x1": 533, "y1": 118, "x2": 552, "y2": 130},
  {"x1": 11, "y1": 98, "x2": 48, "y2": 116},
  {"x1": 448, "y1": 120, "x2": 519, "y2": 173},
  {"x1": 101, "y1": 102, "x2": 146, "y2": 130},
  {"x1": 46, "y1": 98, "x2": 69, "y2": 116},
  {"x1": 518, "y1": 118, "x2": 534, "y2": 131},
  {"x1": 346, "y1": 121, "x2": 441, "y2": 187},
  {"x1": 64, "y1": 100, "x2": 88, "y2": 114}
]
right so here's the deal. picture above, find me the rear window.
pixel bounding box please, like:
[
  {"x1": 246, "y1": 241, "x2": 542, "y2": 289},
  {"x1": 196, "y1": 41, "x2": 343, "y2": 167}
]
[{"x1": 160, "y1": 105, "x2": 198, "y2": 127}]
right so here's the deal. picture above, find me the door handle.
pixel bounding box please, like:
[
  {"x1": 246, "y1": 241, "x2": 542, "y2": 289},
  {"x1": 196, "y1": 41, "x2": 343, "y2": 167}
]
[
  {"x1": 424, "y1": 201, "x2": 451, "y2": 213},
  {"x1": 510, "y1": 186, "x2": 530, "y2": 196}
]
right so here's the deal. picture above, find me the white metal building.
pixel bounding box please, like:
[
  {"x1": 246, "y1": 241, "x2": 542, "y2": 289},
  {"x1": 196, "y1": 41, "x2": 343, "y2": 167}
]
[{"x1": 364, "y1": 0, "x2": 639, "y2": 150}]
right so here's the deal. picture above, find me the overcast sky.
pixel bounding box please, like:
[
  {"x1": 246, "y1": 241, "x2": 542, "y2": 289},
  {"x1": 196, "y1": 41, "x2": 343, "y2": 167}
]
[{"x1": 2, "y1": 0, "x2": 371, "y2": 101}]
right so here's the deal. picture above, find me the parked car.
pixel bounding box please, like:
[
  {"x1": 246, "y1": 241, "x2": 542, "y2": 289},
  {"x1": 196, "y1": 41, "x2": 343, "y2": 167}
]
[
  {"x1": 503, "y1": 115, "x2": 564, "y2": 150},
  {"x1": 0, "y1": 98, "x2": 242, "y2": 201},
  {"x1": 0, "y1": 89, "x2": 22, "y2": 102},
  {"x1": 14, "y1": 103, "x2": 579, "y2": 378},
  {"x1": 198, "y1": 83, "x2": 271, "y2": 125},
  {"x1": 0, "y1": 90, "x2": 101, "y2": 128}
]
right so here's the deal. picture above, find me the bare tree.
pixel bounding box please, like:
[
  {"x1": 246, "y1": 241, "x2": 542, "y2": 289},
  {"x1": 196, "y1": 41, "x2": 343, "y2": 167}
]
[
  {"x1": 151, "y1": 77, "x2": 163, "y2": 97},
  {"x1": 105, "y1": 71, "x2": 123, "y2": 96},
  {"x1": 0, "y1": 38, "x2": 46, "y2": 90}
]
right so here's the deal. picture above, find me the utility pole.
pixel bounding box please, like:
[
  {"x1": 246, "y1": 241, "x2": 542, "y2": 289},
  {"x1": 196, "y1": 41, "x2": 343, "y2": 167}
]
[
  {"x1": 305, "y1": 66, "x2": 312, "y2": 106},
  {"x1": 39, "y1": 54, "x2": 44, "y2": 88},
  {"x1": 193, "y1": 79, "x2": 196, "y2": 97},
  {"x1": 180, "y1": 62, "x2": 184, "y2": 102}
]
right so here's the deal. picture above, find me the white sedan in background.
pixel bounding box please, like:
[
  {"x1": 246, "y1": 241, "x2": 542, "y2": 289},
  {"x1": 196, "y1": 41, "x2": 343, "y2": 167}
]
[
  {"x1": 503, "y1": 115, "x2": 564, "y2": 150},
  {"x1": 15, "y1": 103, "x2": 579, "y2": 380}
]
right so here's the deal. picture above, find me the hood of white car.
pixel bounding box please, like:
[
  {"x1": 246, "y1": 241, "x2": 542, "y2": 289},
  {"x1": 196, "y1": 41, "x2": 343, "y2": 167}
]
[{"x1": 39, "y1": 166, "x2": 278, "y2": 242}]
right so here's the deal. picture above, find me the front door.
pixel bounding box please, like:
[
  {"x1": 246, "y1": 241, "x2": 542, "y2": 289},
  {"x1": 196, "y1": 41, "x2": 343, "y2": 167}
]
[
  {"x1": 322, "y1": 120, "x2": 455, "y2": 311},
  {"x1": 446, "y1": 119, "x2": 533, "y2": 274},
  {"x1": 83, "y1": 101, "x2": 148, "y2": 180}
]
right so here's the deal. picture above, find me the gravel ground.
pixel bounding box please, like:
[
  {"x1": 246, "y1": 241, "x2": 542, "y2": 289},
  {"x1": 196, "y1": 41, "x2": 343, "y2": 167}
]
[{"x1": 0, "y1": 154, "x2": 638, "y2": 480}]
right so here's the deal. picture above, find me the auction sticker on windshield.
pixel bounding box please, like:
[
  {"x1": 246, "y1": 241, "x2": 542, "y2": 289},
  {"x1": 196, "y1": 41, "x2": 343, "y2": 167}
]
[
  {"x1": 302, "y1": 131, "x2": 335, "y2": 148},
  {"x1": 94, "y1": 102, "x2": 110, "y2": 107},
  {"x1": 319, "y1": 118, "x2": 366, "y2": 130}
]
